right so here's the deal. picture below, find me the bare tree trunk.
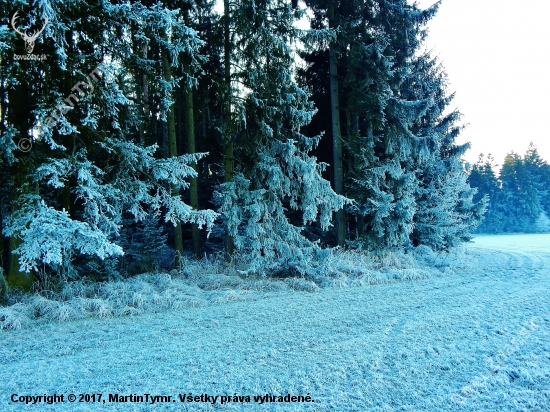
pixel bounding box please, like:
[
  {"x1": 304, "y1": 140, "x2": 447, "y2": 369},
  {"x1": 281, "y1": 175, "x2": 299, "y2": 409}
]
[
  {"x1": 223, "y1": 0, "x2": 234, "y2": 260},
  {"x1": 8, "y1": 169, "x2": 33, "y2": 291},
  {"x1": 142, "y1": 75, "x2": 149, "y2": 146},
  {"x1": 328, "y1": 2, "x2": 346, "y2": 247},
  {"x1": 138, "y1": 45, "x2": 150, "y2": 146},
  {"x1": 185, "y1": 85, "x2": 201, "y2": 257},
  {"x1": 0, "y1": 77, "x2": 5, "y2": 278},
  {"x1": 62, "y1": 36, "x2": 74, "y2": 216},
  {"x1": 136, "y1": 69, "x2": 145, "y2": 146},
  {"x1": 7, "y1": 76, "x2": 34, "y2": 291},
  {"x1": 352, "y1": 114, "x2": 365, "y2": 239}
]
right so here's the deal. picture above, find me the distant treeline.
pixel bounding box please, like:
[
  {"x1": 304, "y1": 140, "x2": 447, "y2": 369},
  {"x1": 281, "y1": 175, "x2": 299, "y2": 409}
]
[{"x1": 468, "y1": 144, "x2": 550, "y2": 233}]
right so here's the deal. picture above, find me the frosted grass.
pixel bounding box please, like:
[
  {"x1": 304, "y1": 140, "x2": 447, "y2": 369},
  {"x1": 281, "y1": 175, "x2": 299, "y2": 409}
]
[
  {"x1": 1, "y1": 247, "x2": 449, "y2": 330},
  {"x1": 1, "y1": 235, "x2": 549, "y2": 411}
]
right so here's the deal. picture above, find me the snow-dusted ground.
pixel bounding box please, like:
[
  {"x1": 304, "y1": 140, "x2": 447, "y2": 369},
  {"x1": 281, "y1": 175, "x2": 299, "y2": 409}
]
[{"x1": 1, "y1": 234, "x2": 549, "y2": 411}]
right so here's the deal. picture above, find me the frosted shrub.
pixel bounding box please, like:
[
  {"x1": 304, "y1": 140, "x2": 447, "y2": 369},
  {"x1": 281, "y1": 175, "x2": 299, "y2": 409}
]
[
  {"x1": 5, "y1": 196, "x2": 124, "y2": 277},
  {"x1": 4, "y1": 138, "x2": 218, "y2": 281}
]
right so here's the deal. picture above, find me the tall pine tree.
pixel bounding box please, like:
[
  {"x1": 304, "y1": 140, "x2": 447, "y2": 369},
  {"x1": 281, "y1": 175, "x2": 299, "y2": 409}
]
[{"x1": 214, "y1": 0, "x2": 349, "y2": 271}]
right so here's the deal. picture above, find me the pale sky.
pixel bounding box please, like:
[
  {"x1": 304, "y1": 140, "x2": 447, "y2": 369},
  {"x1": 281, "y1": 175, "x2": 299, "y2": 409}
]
[{"x1": 415, "y1": 0, "x2": 550, "y2": 167}]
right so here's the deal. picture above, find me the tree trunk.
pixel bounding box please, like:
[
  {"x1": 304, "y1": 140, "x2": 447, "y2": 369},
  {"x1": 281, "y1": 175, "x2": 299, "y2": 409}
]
[
  {"x1": 138, "y1": 45, "x2": 150, "y2": 146},
  {"x1": 0, "y1": 196, "x2": 4, "y2": 276},
  {"x1": 0, "y1": 79, "x2": 5, "y2": 277},
  {"x1": 62, "y1": 45, "x2": 73, "y2": 216},
  {"x1": 351, "y1": 113, "x2": 362, "y2": 239},
  {"x1": 136, "y1": 65, "x2": 145, "y2": 146},
  {"x1": 6, "y1": 73, "x2": 34, "y2": 291},
  {"x1": 328, "y1": 3, "x2": 346, "y2": 247},
  {"x1": 223, "y1": 0, "x2": 234, "y2": 260},
  {"x1": 186, "y1": 84, "x2": 201, "y2": 257},
  {"x1": 161, "y1": 49, "x2": 184, "y2": 267},
  {"x1": 8, "y1": 168, "x2": 34, "y2": 291},
  {"x1": 180, "y1": 9, "x2": 201, "y2": 258}
]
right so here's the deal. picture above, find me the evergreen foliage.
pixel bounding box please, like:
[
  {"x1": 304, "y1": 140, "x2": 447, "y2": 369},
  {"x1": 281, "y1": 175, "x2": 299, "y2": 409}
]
[
  {"x1": 300, "y1": 0, "x2": 480, "y2": 250},
  {"x1": 214, "y1": 0, "x2": 349, "y2": 271},
  {"x1": 0, "y1": 0, "x2": 484, "y2": 291},
  {"x1": 1, "y1": 0, "x2": 216, "y2": 287},
  {"x1": 469, "y1": 144, "x2": 550, "y2": 234},
  {"x1": 117, "y1": 213, "x2": 173, "y2": 276}
]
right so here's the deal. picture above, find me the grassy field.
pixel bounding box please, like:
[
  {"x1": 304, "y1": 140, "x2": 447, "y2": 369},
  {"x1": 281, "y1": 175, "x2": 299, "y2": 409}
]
[{"x1": 1, "y1": 235, "x2": 549, "y2": 411}]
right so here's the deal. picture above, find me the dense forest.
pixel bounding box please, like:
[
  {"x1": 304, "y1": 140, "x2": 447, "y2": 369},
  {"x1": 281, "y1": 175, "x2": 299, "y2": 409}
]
[
  {"x1": 0, "y1": 0, "x2": 485, "y2": 294},
  {"x1": 468, "y1": 144, "x2": 550, "y2": 234}
]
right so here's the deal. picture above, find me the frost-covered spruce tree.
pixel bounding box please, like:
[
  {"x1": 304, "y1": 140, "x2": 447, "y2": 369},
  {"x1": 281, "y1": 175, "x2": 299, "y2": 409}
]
[
  {"x1": 537, "y1": 161, "x2": 550, "y2": 219},
  {"x1": 104, "y1": 1, "x2": 217, "y2": 264},
  {"x1": 345, "y1": 2, "x2": 482, "y2": 251},
  {"x1": 413, "y1": 159, "x2": 483, "y2": 249},
  {"x1": 1, "y1": 1, "x2": 216, "y2": 287},
  {"x1": 521, "y1": 142, "x2": 550, "y2": 231},
  {"x1": 303, "y1": 0, "x2": 383, "y2": 247},
  {"x1": 471, "y1": 146, "x2": 550, "y2": 234},
  {"x1": 299, "y1": 1, "x2": 445, "y2": 250},
  {"x1": 403, "y1": 54, "x2": 484, "y2": 249},
  {"x1": 215, "y1": 0, "x2": 349, "y2": 273},
  {"x1": 498, "y1": 151, "x2": 545, "y2": 233},
  {"x1": 0, "y1": 0, "x2": 84, "y2": 288},
  {"x1": 468, "y1": 154, "x2": 504, "y2": 233},
  {"x1": 341, "y1": 1, "x2": 439, "y2": 249}
]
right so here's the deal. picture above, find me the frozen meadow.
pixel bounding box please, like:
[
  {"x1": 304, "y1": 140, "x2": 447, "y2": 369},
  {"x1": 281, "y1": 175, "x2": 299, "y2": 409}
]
[{"x1": 1, "y1": 234, "x2": 549, "y2": 411}]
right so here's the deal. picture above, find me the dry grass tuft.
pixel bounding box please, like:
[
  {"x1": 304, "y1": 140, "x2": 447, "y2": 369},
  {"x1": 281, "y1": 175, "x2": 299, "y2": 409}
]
[
  {"x1": 0, "y1": 303, "x2": 31, "y2": 330},
  {"x1": 0, "y1": 246, "x2": 466, "y2": 330}
]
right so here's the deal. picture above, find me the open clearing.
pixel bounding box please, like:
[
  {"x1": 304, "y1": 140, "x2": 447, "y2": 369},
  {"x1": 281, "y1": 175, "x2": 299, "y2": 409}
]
[{"x1": 1, "y1": 234, "x2": 549, "y2": 411}]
